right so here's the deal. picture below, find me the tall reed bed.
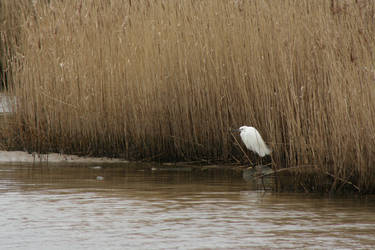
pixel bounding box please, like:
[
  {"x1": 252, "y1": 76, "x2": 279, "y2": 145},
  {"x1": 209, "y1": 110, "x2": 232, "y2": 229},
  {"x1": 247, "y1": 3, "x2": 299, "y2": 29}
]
[{"x1": 1, "y1": 0, "x2": 375, "y2": 193}]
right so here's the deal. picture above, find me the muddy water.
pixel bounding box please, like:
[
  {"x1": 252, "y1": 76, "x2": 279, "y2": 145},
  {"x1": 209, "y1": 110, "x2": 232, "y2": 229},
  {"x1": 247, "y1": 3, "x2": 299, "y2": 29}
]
[{"x1": 0, "y1": 163, "x2": 374, "y2": 249}]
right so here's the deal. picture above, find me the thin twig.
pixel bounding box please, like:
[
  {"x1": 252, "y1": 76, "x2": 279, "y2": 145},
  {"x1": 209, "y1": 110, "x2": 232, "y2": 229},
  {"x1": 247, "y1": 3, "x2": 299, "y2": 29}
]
[
  {"x1": 231, "y1": 131, "x2": 253, "y2": 165},
  {"x1": 253, "y1": 165, "x2": 317, "y2": 178},
  {"x1": 231, "y1": 154, "x2": 241, "y2": 164},
  {"x1": 140, "y1": 152, "x2": 165, "y2": 162},
  {"x1": 324, "y1": 171, "x2": 361, "y2": 192},
  {"x1": 39, "y1": 90, "x2": 78, "y2": 109},
  {"x1": 168, "y1": 135, "x2": 205, "y2": 147}
]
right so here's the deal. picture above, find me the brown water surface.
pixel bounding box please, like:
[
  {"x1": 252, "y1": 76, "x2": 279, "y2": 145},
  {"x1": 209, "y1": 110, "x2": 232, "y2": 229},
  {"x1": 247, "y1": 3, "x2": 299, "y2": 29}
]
[{"x1": 0, "y1": 163, "x2": 374, "y2": 249}]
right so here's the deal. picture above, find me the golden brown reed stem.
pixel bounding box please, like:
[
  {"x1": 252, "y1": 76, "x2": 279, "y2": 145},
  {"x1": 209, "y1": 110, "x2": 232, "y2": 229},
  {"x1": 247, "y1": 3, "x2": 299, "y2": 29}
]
[{"x1": 1, "y1": 0, "x2": 375, "y2": 193}]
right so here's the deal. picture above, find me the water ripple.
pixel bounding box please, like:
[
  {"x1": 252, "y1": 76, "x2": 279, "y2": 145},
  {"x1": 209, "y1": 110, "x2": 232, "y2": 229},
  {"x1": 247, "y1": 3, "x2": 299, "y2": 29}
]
[{"x1": 0, "y1": 164, "x2": 374, "y2": 249}]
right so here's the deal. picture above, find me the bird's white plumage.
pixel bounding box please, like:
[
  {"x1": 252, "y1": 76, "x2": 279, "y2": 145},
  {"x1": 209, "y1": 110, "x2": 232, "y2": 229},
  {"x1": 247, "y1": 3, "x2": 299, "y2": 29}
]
[{"x1": 238, "y1": 126, "x2": 271, "y2": 157}]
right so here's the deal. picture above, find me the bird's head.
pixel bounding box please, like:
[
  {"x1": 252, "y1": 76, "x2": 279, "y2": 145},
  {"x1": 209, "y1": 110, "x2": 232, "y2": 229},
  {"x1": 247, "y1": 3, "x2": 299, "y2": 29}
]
[{"x1": 232, "y1": 126, "x2": 247, "y2": 133}]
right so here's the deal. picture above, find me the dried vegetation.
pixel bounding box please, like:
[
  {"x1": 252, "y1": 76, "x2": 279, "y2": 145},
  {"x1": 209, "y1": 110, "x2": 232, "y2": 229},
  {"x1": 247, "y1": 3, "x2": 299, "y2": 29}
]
[{"x1": 1, "y1": 0, "x2": 375, "y2": 193}]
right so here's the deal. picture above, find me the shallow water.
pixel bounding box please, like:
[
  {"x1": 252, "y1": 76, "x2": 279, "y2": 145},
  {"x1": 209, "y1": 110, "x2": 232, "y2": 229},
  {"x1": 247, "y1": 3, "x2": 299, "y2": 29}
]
[{"x1": 0, "y1": 163, "x2": 374, "y2": 249}]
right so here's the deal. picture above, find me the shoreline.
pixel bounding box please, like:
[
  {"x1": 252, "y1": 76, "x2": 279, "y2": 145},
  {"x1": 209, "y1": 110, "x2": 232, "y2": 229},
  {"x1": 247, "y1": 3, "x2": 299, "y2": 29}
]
[{"x1": 0, "y1": 150, "x2": 129, "y2": 164}]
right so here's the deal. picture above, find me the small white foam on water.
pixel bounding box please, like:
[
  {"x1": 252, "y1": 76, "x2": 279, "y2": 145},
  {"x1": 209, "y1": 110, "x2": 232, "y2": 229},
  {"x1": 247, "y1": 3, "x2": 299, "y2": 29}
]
[{"x1": 96, "y1": 176, "x2": 104, "y2": 181}]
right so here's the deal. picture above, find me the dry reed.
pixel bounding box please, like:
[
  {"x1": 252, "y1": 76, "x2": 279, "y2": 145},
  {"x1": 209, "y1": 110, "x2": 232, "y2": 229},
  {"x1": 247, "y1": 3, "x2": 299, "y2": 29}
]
[{"x1": 1, "y1": 0, "x2": 375, "y2": 193}]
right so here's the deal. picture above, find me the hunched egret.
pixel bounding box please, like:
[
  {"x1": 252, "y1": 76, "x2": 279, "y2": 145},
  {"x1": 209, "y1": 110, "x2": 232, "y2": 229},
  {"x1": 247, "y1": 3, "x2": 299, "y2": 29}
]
[{"x1": 233, "y1": 126, "x2": 271, "y2": 157}]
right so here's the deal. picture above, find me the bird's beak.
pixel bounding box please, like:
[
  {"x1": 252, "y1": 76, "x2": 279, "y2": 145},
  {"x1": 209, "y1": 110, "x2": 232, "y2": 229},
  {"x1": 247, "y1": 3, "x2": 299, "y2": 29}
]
[{"x1": 232, "y1": 129, "x2": 240, "y2": 132}]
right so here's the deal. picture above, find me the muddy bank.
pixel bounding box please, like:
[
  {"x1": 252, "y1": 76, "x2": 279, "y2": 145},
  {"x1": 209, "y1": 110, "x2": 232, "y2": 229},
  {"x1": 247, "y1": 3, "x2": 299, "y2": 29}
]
[{"x1": 0, "y1": 150, "x2": 129, "y2": 163}]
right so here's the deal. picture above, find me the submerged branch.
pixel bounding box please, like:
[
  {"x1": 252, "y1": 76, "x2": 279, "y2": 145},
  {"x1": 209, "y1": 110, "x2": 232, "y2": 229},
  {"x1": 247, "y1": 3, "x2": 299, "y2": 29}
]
[{"x1": 324, "y1": 171, "x2": 361, "y2": 193}]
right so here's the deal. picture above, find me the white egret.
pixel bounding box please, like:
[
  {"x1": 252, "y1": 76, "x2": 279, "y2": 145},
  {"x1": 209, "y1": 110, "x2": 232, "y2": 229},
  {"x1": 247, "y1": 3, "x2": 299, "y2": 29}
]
[{"x1": 233, "y1": 126, "x2": 271, "y2": 157}]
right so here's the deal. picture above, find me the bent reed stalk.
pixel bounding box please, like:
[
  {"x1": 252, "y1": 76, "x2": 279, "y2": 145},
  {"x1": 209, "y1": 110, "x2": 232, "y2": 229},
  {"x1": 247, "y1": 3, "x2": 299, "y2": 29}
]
[{"x1": 1, "y1": 0, "x2": 375, "y2": 193}]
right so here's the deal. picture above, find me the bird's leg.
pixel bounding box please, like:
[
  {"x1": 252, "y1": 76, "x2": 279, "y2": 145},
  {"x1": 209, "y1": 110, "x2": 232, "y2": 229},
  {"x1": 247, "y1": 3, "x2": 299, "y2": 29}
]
[{"x1": 261, "y1": 176, "x2": 266, "y2": 191}]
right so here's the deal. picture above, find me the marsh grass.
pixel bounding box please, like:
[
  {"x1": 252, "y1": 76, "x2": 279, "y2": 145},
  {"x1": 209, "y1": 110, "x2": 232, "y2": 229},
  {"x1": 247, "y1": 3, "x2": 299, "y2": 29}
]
[{"x1": 1, "y1": 0, "x2": 375, "y2": 193}]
